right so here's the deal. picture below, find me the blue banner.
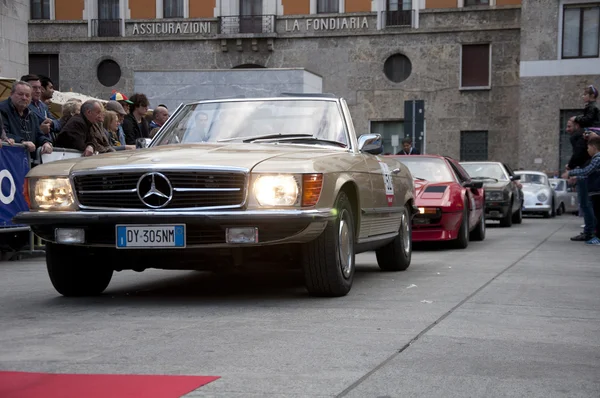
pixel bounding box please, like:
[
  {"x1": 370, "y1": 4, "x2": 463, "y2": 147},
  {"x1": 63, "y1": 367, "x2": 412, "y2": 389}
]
[{"x1": 0, "y1": 145, "x2": 30, "y2": 227}]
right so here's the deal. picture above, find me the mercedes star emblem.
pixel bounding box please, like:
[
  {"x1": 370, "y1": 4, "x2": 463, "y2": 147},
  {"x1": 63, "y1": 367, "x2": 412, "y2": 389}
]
[{"x1": 136, "y1": 172, "x2": 173, "y2": 209}]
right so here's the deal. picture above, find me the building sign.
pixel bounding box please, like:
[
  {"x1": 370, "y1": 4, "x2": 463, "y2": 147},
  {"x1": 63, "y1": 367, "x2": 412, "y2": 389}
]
[
  {"x1": 284, "y1": 17, "x2": 369, "y2": 32},
  {"x1": 132, "y1": 22, "x2": 211, "y2": 35}
]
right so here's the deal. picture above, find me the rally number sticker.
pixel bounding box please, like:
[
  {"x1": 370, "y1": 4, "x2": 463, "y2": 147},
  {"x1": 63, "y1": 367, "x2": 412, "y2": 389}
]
[{"x1": 379, "y1": 162, "x2": 394, "y2": 206}]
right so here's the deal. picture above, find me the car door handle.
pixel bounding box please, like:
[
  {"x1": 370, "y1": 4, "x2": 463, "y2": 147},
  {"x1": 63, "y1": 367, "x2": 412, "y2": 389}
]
[{"x1": 391, "y1": 168, "x2": 401, "y2": 174}]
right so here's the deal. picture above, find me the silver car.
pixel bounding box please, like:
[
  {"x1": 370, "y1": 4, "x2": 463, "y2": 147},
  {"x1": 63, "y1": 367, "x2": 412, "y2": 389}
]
[
  {"x1": 515, "y1": 171, "x2": 558, "y2": 218},
  {"x1": 549, "y1": 178, "x2": 579, "y2": 215}
]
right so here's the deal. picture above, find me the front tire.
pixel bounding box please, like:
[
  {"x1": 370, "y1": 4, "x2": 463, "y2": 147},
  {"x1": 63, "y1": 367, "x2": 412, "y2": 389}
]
[
  {"x1": 46, "y1": 243, "x2": 113, "y2": 297},
  {"x1": 375, "y1": 205, "x2": 412, "y2": 271},
  {"x1": 470, "y1": 210, "x2": 486, "y2": 241},
  {"x1": 302, "y1": 192, "x2": 355, "y2": 297},
  {"x1": 499, "y1": 201, "x2": 514, "y2": 228},
  {"x1": 452, "y1": 204, "x2": 470, "y2": 249},
  {"x1": 557, "y1": 203, "x2": 565, "y2": 216},
  {"x1": 512, "y1": 203, "x2": 523, "y2": 224}
]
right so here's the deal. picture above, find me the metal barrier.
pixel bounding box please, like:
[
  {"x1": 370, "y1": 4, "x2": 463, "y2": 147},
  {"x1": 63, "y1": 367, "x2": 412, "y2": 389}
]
[
  {"x1": 34, "y1": 146, "x2": 82, "y2": 166},
  {"x1": 0, "y1": 142, "x2": 44, "y2": 259}
]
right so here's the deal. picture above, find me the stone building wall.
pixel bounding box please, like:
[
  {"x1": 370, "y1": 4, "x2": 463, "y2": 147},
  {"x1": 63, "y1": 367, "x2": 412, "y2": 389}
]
[
  {"x1": 518, "y1": 0, "x2": 600, "y2": 173},
  {"x1": 0, "y1": 0, "x2": 29, "y2": 79},
  {"x1": 28, "y1": 6, "x2": 521, "y2": 164}
]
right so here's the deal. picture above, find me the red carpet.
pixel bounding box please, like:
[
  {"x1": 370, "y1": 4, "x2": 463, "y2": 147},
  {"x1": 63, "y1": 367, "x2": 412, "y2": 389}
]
[{"x1": 0, "y1": 371, "x2": 220, "y2": 398}]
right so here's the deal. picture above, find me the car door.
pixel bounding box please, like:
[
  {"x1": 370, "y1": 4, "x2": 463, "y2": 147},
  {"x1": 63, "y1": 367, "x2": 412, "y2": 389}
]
[
  {"x1": 503, "y1": 163, "x2": 522, "y2": 213},
  {"x1": 448, "y1": 159, "x2": 480, "y2": 229},
  {"x1": 362, "y1": 154, "x2": 407, "y2": 236}
]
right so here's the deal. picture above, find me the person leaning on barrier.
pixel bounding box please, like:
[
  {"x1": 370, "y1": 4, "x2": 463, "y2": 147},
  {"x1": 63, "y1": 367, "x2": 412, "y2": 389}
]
[
  {"x1": 20, "y1": 74, "x2": 61, "y2": 142},
  {"x1": 57, "y1": 99, "x2": 82, "y2": 132},
  {"x1": 55, "y1": 100, "x2": 114, "y2": 156},
  {"x1": 105, "y1": 100, "x2": 129, "y2": 147},
  {"x1": 103, "y1": 110, "x2": 135, "y2": 151},
  {"x1": 0, "y1": 81, "x2": 52, "y2": 156}
]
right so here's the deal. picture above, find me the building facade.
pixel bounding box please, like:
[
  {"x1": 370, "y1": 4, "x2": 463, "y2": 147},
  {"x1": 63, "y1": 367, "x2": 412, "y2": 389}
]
[
  {"x1": 27, "y1": 0, "x2": 525, "y2": 165},
  {"x1": 1, "y1": 0, "x2": 29, "y2": 79},
  {"x1": 519, "y1": 0, "x2": 600, "y2": 174}
]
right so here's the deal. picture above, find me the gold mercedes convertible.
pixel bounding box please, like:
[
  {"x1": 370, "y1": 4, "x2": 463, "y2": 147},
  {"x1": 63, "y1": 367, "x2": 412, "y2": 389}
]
[{"x1": 14, "y1": 94, "x2": 416, "y2": 297}]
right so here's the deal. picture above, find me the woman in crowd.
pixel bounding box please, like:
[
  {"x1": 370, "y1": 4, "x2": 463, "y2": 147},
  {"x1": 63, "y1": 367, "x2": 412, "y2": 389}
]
[{"x1": 103, "y1": 110, "x2": 135, "y2": 151}]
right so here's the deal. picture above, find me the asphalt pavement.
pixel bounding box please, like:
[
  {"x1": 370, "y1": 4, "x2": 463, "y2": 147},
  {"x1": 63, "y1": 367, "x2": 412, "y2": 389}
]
[{"x1": 0, "y1": 216, "x2": 598, "y2": 397}]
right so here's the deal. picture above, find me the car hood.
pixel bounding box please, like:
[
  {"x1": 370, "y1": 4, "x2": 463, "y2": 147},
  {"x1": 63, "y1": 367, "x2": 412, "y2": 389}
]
[
  {"x1": 521, "y1": 183, "x2": 550, "y2": 193},
  {"x1": 27, "y1": 143, "x2": 346, "y2": 177},
  {"x1": 413, "y1": 180, "x2": 451, "y2": 201},
  {"x1": 479, "y1": 180, "x2": 510, "y2": 190}
]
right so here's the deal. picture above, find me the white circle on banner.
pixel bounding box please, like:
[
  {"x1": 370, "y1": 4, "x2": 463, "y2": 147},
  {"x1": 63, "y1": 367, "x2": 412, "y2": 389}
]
[{"x1": 0, "y1": 169, "x2": 16, "y2": 205}]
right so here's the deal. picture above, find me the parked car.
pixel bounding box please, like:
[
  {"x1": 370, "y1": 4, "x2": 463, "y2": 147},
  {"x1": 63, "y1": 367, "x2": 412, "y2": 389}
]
[
  {"x1": 390, "y1": 155, "x2": 485, "y2": 248},
  {"x1": 460, "y1": 161, "x2": 524, "y2": 227},
  {"x1": 515, "y1": 171, "x2": 558, "y2": 218},
  {"x1": 13, "y1": 94, "x2": 416, "y2": 298},
  {"x1": 549, "y1": 178, "x2": 579, "y2": 215}
]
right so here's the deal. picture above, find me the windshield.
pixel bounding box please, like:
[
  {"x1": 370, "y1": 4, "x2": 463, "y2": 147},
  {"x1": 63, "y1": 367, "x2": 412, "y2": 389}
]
[
  {"x1": 550, "y1": 180, "x2": 565, "y2": 191},
  {"x1": 461, "y1": 163, "x2": 508, "y2": 181},
  {"x1": 153, "y1": 99, "x2": 349, "y2": 147},
  {"x1": 398, "y1": 157, "x2": 455, "y2": 183},
  {"x1": 517, "y1": 173, "x2": 548, "y2": 185}
]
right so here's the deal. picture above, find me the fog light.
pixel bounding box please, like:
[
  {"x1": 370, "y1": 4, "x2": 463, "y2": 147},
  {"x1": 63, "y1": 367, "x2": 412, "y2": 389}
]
[
  {"x1": 226, "y1": 227, "x2": 258, "y2": 244},
  {"x1": 55, "y1": 228, "x2": 85, "y2": 244}
]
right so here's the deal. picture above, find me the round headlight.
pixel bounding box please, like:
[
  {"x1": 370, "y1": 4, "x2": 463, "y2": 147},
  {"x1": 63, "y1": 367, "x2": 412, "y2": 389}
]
[
  {"x1": 254, "y1": 175, "x2": 299, "y2": 206},
  {"x1": 537, "y1": 192, "x2": 548, "y2": 202}
]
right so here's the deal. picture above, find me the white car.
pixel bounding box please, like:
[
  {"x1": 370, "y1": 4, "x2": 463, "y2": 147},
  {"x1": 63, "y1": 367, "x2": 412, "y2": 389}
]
[
  {"x1": 549, "y1": 178, "x2": 579, "y2": 215},
  {"x1": 515, "y1": 171, "x2": 558, "y2": 218}
]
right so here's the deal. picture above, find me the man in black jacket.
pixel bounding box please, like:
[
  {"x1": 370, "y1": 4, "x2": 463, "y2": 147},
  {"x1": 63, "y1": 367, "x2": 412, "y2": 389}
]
[
  {"x1": 566, "y1": 118, "x2": 595, "y2": 241},
  {"x1": 0, "y1": 81, "x2": 53, "y2": 157},
  {"x1": 122, "y1": 93, "x2": 150, "y2": 145}
]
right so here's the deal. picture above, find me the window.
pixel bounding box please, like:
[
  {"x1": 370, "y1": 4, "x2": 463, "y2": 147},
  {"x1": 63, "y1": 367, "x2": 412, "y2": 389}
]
[
  {"x1": 464, "y1": 0, "x2": 489, "y2": 6},
  {"x1": 97, "y1": 59, "x2": 122, "y2": 87},
  {"x1": 318, "y1": 0, "x2": 339, "y2": 14},
  {"x1": 460, "y1": 131, "x2": 488, "y2": 161},
  {"x1": 562, "y1": 5, "x2": 600, "y2": 58},
  {"x1": 370, "y1": 121, "x2": 407, "y2": 155},
  {"x1": 98, "y1": 0, "x2": 119, "y2": 19},
  {"x1": 559, "y1": 110, "x2": 580, "y2": 171},
  {"x1": 461, "y1": 44, "x2": 491, "y2": 89},
  {"x1": 383, "y1": 54, "x2": 412, "y2": 83},
  {"x1": 386, "y1": 0, "x2": 412, "y2": 26},
  {"x1": 29, "y1": 54, "x2": 60, "y2": 90},
  {"x1": 31, "y1": 0, "x2": 50, "y2": 19},
  {"x1": 164, "y1": 0, "x2": 184, "y2": 18}
]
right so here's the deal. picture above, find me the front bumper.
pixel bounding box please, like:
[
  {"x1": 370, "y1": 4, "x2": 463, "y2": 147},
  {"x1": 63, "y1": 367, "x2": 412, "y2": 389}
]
[
  {"x1": 412, "y1": 210, "x2": 462, "y2": 242},
  {"x1": 484, "y1": 201, "x2": 510, "y2": 219},
  {"x1": 13, "y1": 209, "x2": 335, "y2": 248},
  {"x1": 522, "y1": 194, "x2": 551, "y2": 213}
]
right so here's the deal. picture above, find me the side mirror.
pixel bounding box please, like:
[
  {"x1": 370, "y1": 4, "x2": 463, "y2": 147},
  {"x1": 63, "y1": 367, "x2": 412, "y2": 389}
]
[
  {"x1": 510, "y1": 175, "x2": 521, "y2": 181},
  {"x1": 136, "y1": 138, "x2": 152, "y2": 149},
  {"x1": 358, "y1": 134, "x2": 383, "y2": 155},
  {"x1": 464, "y1": 181, "x2": 484, "y2": 189}
]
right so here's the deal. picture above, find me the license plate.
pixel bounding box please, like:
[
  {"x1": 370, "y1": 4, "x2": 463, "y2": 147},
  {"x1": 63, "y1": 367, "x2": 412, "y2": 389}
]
[{"x1": 116, "y1": 225, "x2": 186, "y2": 249}]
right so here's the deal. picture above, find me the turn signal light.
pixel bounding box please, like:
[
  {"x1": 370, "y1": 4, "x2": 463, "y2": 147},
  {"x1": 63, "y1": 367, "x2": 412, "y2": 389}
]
[
  {"x1": 23, "y1": 178, "x2": 30, "y2": 208},
  {"x1": 302, "y1": 174, "x2": 323, "y2": 207},
  {"x1": 418, "y1": 207, "x2": 438, "y2": 214}
]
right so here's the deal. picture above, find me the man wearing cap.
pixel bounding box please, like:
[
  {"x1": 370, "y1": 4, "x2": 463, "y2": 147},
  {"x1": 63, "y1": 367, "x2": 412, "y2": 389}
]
[
  {"x1": 105, "y1": 100, "x2": 128, "y2": 147},
  {"x1": 110, "y1": 91, "x2": 134, "y2": 114}
]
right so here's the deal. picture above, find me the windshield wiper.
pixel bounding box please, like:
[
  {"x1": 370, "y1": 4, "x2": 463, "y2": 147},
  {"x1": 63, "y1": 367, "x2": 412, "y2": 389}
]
[
  {"x1": 272, "y1": 136, "x2": 347, "y2": 148},
  {"x1": 413, "y1": 177, "x2": 427, "y2": 181},
  {"x1": 217, "y1": 134, "x2": 313, "y2": 143},
  {"x1": 471, "y1": 176, "x2": 499, "y2": 182}
]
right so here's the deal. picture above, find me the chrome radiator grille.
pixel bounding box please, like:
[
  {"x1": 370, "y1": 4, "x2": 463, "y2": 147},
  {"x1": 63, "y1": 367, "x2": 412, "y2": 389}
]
[{"x1": 73, "y1": 171, "x2": 247, "y2": 210}]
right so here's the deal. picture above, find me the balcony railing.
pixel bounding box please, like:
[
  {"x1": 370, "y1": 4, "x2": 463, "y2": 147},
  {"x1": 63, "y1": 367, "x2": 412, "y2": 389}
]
[
  {"x1": 91, "y1": 19, "x2": 122, "y2": 37},
  {"x1": 385, "y1": 10, "x2": 413, "y2": 27},
  {"x1": 219, "y1": 15, "x2": 275, "y2": 34}
]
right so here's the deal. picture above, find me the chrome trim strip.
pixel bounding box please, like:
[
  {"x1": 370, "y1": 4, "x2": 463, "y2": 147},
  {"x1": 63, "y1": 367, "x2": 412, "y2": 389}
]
[
  {"x1": 173, "y1": 188, "x2": 241, "y2": 192},
  {"x1": 70, "y1": 165, "x2": 250, "y2": 174},
  {"x1": 17, "y1": 208, "x2": 335, "y2": 220},
  {"x1": 357, "y1": 231, "x2": 398, "y2": 244},
  {"x1": 79, "y1": 189, "x2": 137, "y2": 194},
  {"x1": 361, "y1": 207, "x2": 404, "y2": 215},
  {"x1": 76, "y1": 204, "x2": 244, "y2": 212}
]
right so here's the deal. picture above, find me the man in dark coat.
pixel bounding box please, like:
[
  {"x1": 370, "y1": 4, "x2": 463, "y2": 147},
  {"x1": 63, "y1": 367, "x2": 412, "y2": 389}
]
[
  {"x1": 55, "y1": 100, "x2": 114, "y2": 156},
  {"x1": 122, "y1": 93, "x2": 150, "y2": 145},
  {"x1": 566, "y1": 118, "x2": 595, "y2": 241},
  {"x1": 0, "y1": 81, "x2": 52, "y2": 156},
  {"x1": 396, "y1": 138, "x2": 420, "y2": 155}
]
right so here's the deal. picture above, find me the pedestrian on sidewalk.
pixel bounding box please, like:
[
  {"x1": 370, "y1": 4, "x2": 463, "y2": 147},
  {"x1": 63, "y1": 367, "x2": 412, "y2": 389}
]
[{"x1": 563, "y1": 136, "x2": 600, "y2": 245}]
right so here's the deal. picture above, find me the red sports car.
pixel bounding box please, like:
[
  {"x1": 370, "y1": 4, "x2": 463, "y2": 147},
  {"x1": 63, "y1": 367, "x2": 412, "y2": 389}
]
[{"x1": 389, "y1": 155, "x2": 486, "y2": 248}]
